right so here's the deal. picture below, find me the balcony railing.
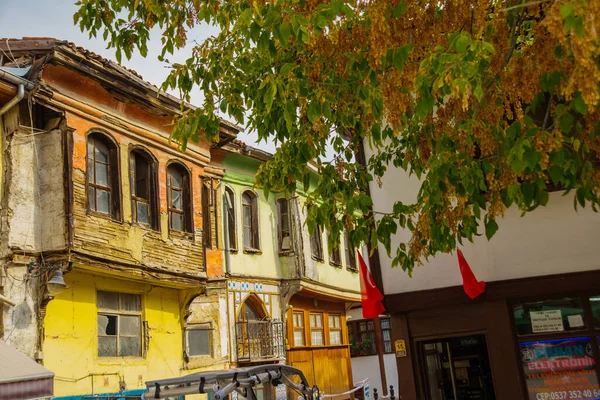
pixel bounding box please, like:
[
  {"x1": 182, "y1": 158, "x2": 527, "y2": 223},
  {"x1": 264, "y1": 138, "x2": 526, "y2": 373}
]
[{"x1": 235, "y1": 319, "x2": 285, "y2": 362}]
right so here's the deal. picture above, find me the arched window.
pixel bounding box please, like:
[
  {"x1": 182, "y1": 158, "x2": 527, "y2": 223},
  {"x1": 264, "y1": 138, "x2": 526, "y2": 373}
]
[
  {"x1": 87, "y1": 132, "x2": 120, "y2": 219},
  {"x1": 224, "y1": 187, "x2": 237, "y2": 251},
  {"x1": 277, "y1": 198, "x2": 291, "y2": 252},
  {"x1": 242, "y1": 191, "x2": 259, "y2": 251},
  {"x1": 167, "y1": 163, "x2": 192, "y2": 233},
  {"x1": 129, "y1": 149, "x2": 159, "y2": 229}
]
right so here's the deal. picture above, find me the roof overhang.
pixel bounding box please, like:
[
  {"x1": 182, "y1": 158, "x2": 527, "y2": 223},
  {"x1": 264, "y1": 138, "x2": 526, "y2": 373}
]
[
  {"x1": 284, "y1": 278, "x2": 361, "y2": 302},
  {"x1": 0, "y1": 340, "x2": 54, "y2": 399}
]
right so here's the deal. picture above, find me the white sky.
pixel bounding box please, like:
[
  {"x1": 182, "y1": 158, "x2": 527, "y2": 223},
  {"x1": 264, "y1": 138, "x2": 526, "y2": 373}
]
[{"x1": 0, "y1": 0, "x2": 276, "y2": 153}]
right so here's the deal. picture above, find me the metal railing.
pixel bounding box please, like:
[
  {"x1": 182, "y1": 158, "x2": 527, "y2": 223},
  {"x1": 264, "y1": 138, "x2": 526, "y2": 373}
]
[{"x1": 235, "y1": 319, "x2": 285, "y2": 362}]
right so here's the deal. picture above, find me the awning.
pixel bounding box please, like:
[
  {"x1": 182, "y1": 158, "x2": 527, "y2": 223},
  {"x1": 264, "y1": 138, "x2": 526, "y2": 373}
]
[{"x1": 0, "y1": 340, "x2": 54, "y2": 399}]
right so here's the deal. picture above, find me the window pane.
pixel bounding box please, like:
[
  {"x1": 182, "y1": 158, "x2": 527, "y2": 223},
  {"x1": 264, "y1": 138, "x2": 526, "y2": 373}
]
[
  {"x1": 87, "y1": 157, "x2": 94, "y2": 183},
  {"x1": 94, "y1": 140, "x2": 109, "y2": 163},
  {"x1": 384, "y1": 342, "x2": 392, "y2": 353},
  {"x1": 381, "y1": 319, "x2": 391, "y2": 329},
  {"x1": 120, "y1": 293, "x2": 141, "y2": 311},
  {"x1": 311, "y1": 330, "x2": 324, "y2": 346},
  {"x1": 135, "y1": 156, "x2": 149, "y2": 199},
  {"x1": 513, "y1": 298, "x2": 585, "y2": 335},
  {"x1": 294, "y1": 313, "x2": 303, "y2": 327},
  {"x1": 98, "y1": 291, "x2": 119, "y2": 310},
  {"x1": 171, "y1": 188, "x2": 182, "y2": 210},
  {"x1": 120, "y1": 315, "x2": 140, "y2": 336},
  {"x1": 88, "y1": 187, "x2": 96, "y2": 210},
  {"x1": 243, "y1": 226, "x2": 252, "y2": 249},
  {"x1": 330, "y1": 331, "x2": 342, "y2": 345},
  {"x1": 187, "y1": 329, "x2": 210, "y2": 356},
  {"x1": 119, "y1": 336, "x2": 141, "y2": 357},
  {"x1": 98, "y1": 314, "x2": 117, "y2": 335},
  {"x1": 137, "y1": 202, "x2": 149, "y2": 224},
  {"x1": 98, "y1": 336, "x2": 117, "y2": 357},
  {"x1": 590, "y1": 297, "x2": 600, "y2": 328},
  {"x1": 383, "y1": 330, "x2": 391, "y2": 341},
  {"x1": 97, "y1": 189, "x2": 110, "y2": 214},
  {"x1": 294, "y1": 331, "x2": 305, "y2": 346},
  {"x1": 171, "y1": 212, "x2": 183, "y2": 231},
  {"x1": 169, "y1": 168, "x2": 183, "y2": 188},
  {"x1": 95, "y1": 162, "x2": 108, "y2": 186}
]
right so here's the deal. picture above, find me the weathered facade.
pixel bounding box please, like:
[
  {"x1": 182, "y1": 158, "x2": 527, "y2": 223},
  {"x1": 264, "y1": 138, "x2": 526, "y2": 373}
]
[
  {"x1": 0, "y1": 38, "x2": 238, "y2": 397},
  {"x1": 211, "y1": 141, "x2": 361, "y2": 396}
]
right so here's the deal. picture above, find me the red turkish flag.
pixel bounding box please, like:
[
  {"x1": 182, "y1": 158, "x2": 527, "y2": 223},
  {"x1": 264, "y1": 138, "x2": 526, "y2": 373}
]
[
  {"x1": 358, "y1": 252, "x2": 386, "y2": 319},
  {"x1": 457, "y1": 249, "x2": 486, "y2": 299}
]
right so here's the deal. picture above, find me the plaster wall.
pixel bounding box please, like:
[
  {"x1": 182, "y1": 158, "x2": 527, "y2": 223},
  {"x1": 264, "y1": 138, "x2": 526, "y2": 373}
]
[{"x1": 363, "y1": 142, "x2": 600, "y2": 295}]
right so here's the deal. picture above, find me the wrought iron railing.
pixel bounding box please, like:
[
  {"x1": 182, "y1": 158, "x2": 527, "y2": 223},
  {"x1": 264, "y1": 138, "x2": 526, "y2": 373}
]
[{"x1": 235, "y1": 319, "x2": 285, "y2": 362}]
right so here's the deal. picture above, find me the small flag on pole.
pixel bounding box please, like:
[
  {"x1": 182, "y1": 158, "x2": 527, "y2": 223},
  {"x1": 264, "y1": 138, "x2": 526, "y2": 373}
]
[
  {"x1": 358, "y1": 252, "x2": 386, "y2": 319},
  {"x1": 457, "y1": 249, "x2": 486, "y2": 299}
]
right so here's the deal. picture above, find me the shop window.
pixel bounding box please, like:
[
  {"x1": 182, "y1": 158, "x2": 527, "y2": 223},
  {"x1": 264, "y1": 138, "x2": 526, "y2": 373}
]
[
  {"x1": 167, "y1": 163, "x2": 193, "y2": 233},
  {"x1": 329, "y1": 314, "x2": 342, "y2": 345},
  {"x1": 129, "y1": 149, "x2": 158, "y2": 229},
  {"x1": 310, "y1": 225, "x2": 324, "y2": 262},
  {"x1": 277, "y1": 198, "x2": 292, "y2": 253},
  {"x1": 513, "y1": 297, "x2": 586, "y2": 336},
  {"x1": 87, "y1": 132, "x2": 121, "y2": 219},
  {"x1": 310, "y1": 313, "x2": 324, "y2": 346},
  {"x1": 186, "y1": 323, "x2": 211, "y2": 357},
  {"x1": 242, "y1": 191, "x2": 260, "y2": 251},
  {"x1": 293, "y1": 311, "x2": 305, "y2": 346},
  {"x1": 97, "y1": 291, "x2": 142, "y2": 357},
  {"x1": 513, "y1": 296, "x2": 600, "y2": 400},
  {"x1": 345, "y1": 230, "x2": 357, "y2": 271},
  {"x1": 381, "y1": 318, "x2": 393, "y2": 353},
  {"x1": 224, "y1": 187, "x2": 237, "y2": 251},
  {"x1": 329, "y1": 233, "x2": 342, "y2": 267}
]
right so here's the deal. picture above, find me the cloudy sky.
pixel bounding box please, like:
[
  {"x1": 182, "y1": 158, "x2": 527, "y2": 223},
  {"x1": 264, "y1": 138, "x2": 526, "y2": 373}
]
[{"x1": 0, "y1": 0, "x2": 275, "y2": 152}]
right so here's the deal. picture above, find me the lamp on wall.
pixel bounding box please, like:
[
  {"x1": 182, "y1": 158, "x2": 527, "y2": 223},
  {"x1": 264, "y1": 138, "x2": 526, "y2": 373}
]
[{"x1": 46, "y1": 270, "x2": 66, "y2": 296}]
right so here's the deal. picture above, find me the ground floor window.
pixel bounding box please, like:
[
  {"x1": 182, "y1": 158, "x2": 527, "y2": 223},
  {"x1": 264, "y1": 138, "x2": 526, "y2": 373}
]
[
  {"x1": 186, "y1": 323, "x2": 211, "y2": 357},
  {"x1": 97, "y1": 291, "x2": 142, "y2": 357},
  {"x1": 514, "y1": 296, "x2": 600, "y2": 400}
]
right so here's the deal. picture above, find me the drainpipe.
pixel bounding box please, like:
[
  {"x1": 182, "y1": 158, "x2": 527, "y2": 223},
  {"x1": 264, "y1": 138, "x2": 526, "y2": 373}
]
[{"x1": 0, "y1": 68, "x2": 35, "y2": 117}]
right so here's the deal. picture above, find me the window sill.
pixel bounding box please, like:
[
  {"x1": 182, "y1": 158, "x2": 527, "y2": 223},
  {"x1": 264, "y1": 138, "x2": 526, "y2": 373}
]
[
  {"x1": 346, "y1": 267, "x2": 358, "y2": 273},
  {"x1": 87, "y1": 210, "x2": 122, "y2": 223},
  {"x1": 311, "y1": 256, "x2": 324, "y2": 263},
  {"x1": 169, "y1": 230, "x2": 194, "y2": 240},
  {"x1": 131, "y1": 222, "x2": 159, "y2": 233},
  {"x1": 96, "y1": 356, "x2": 147, "y2": 365},
  {"x1": 279, "y1": 250, "x2": 293, "y2": 257},
  {"x1": 228, "y1": 249, "x2": 239, "y2": 254},
  {"x1": 330, "y1": 262, "x2": 342, "y2": 268},
  {"x1": 243, "y1": 248, "x2": 262, "y2": 255}
]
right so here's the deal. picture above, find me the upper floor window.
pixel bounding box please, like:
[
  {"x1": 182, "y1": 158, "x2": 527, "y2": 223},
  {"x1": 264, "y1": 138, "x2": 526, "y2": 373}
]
[
  {"x1": 242, "y1": 191, "x2": 259, "y2": 251},
  {"x1": 97, "y1": 291, "x2": 142, "y2": 357},
  {"x1": 345, "y1": 230, "x2": 357, "y2": 271},
  {"x1": 167, "y1": 163, "x2": 193, "y2": 233},
  {"x1": 129, "y1": 149, "x2": 158, "y2": 229},
  {"x1": 87, "y1": 132, "x2": 120, "y2": 219},
  {"x1": 202, "y1": 178, "x2": 217, "y2": 248},
  {"x1": 224, "y1": 187, "x2": 237, "y2": 251},
  {"x1": 310, "y1": 224, "x2": 324, "y2": 261},
  {"x1": 329, "y1": 233, "x2": 341, "y2": 267},
  {"x1": 277, "y1": 198, "x2": 291, "y2": 253}
]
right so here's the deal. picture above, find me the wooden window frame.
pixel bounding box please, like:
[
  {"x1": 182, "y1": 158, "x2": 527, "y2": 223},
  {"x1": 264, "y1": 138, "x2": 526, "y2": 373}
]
[
  {"x1": 310, "y1": 225, "x2": 324, "y2": 262},
  {"x1": 345, "y1": 230, "x2": 357, "y2": 271},
  {"x1": 129, "y1": 148, "x2": 159, "y2": 230},
  {"x1": 329, "y1": 232, "x2": 342, "y2": 267},
  {"x1": 292, "y1": 311, "x2": 305, "y2": 347},
  {"x1": 242, "y1": 190, "x2": 260, "y2": 252},
  {"x1": 277, "y1": 198, "x2": 292, "y2": 254},
  {"x1": 224, "y1": 186, "x2": 237, "y2": 252},
  {"x1": 97, "y1": 291, "x2": 143, "y2": 358},
  {"x1": 202, "y1": 178, "x2": 215, "y2": 249},
  {"x1": 347, "y1": 318, "x2": 378, "y2": 357},
  {"x1": 328, "y1": 314, "x2": 343, "y2": 345},
  {"x1": 185, "y1": 323, "x2": 212, "y2": 358},
  {"x1": 86, "y1": 132, "x2": 121, "y2": 220},
  {"x1": 309, "y1": 312, "x2": 325, "y2": 346},
  {"x1": 167, "y1": 162, "x2": 193, "y2": 234}
]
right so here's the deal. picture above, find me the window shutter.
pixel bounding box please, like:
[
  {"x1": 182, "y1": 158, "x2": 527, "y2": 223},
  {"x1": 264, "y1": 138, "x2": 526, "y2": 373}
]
[
  {"x1": 109, "y1": 146, "x2": 121, "y2": 220},
  {"x1": 251, "y1": 196, "x2": 259, "y2": 249},
  {"x1": 183, "y1": 172, "x2": 193, "y2": 233}
]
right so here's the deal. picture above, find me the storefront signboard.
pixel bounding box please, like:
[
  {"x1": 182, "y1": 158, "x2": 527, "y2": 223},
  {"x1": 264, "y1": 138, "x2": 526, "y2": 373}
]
[
  {"x1": 520, "y1": 337, "x2": 600, "y2": 400},
  {"x1": 530, "y1": 310, "x2": 565, "y2": 333}
]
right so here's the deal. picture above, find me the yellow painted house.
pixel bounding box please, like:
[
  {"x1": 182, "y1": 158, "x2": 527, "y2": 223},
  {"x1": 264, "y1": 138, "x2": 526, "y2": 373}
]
[{"x1": 0, "y1": 38, "x2": 238, "y2": 398}]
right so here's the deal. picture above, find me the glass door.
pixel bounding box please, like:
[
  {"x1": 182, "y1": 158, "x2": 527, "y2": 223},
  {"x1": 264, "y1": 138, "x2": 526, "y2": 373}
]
[{"x1": 419, "y1": 334, "x2": 496, "y2": 400}]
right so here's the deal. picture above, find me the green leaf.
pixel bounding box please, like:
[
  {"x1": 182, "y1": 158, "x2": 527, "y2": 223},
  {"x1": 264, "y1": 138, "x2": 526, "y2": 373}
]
[
  {"x1": 392, "y1": 1, "x2": 407, "y2": 18},
  {"x1": 559, "y1": 113, "x2": 574, "y2": 134},
  {"x1": 280, "y1": 63, "x2": 296, "y2": 75},
  {"x1": 572, "y1": 93, "x2": 587, "y2": 115},
  {"x1": 307, "y1": 102, "x2": 320, "y2": 123},
  {"x1": 455, "y1": 34, "x2": 470, "y2": 53},
  {"x1": 278, "y1": 23, "x2": 292, "y2": 48},
  {"x1": 415, "y1": 94, "x2": 434, "y2": 120},
  {"x1": 393, "y1": 45, "x2": 412, "y2": 71},
  {"x1": 485, "y1": 218, "x2": 498, "y2": 240},
  {"x1": 560, "y1": 5, "x2": 574, "y2": 19}
]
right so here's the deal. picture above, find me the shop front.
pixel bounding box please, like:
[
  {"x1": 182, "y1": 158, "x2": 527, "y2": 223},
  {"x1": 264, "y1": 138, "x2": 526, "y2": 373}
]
[{"x1": 387, "y1": 269, "x2": 600, "y2": 400}]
